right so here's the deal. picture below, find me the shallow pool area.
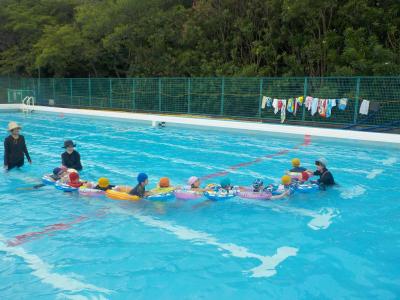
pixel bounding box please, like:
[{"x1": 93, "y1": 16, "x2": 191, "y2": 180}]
[{"x1": 0, "y1": 111, "x2": 399, "y2": 299}]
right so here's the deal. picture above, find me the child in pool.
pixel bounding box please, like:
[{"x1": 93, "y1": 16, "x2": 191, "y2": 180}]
[
  {"x1": 290, "y1": 158, "x2": 307, "y2": 173},
  {"x1": 67, "y1": 172, "x2": 84, "y2": 188},
  {"x1": 94, "y1": 177, "x2": 115, "y2": 191},
  {"x1": 128, "y1": 173, "x2": 150, "y2": 198},
  {"x1": 186, "y1": 176, "x2": 210, "y2": 192},
  {"x1": 50, "y1": 166, "x2": 68, "y2": 181}
]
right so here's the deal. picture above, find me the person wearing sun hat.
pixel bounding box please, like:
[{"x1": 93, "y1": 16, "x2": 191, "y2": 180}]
[
  {"x1": 309, "y1": 158, "x2": 335, "y2": 188},
  {"x1": 3, "y1": 121, "x2": 31, "y2": 170},
  {"x1": 61, "y1": 140, "x2": 82, "y2": 171}
]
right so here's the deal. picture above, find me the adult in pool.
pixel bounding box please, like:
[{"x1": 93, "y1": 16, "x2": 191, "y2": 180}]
[
  {"x1": 308, "y1": 158, "x2": 335, "y2": 189},
  {"x1": 3, "y1": 122, "x2": 32, "y2": 171},
  {"x1": 61, "y1": 140, "x2": 82, "y2": 171}
]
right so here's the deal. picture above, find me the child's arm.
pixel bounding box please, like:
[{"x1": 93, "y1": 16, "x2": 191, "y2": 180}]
[{"x1": 270, "y1": 190, "x2": 290, "y2": 200}]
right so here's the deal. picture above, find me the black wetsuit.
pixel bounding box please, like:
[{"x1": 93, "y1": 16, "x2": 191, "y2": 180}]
[
  {"x1": 290, "y1": 166, "x2": 306, "y2": 172},
  {"x1": 4, "y1": 135, "x2": 31, "y2": 170},
  {"x1": 95, "y1": 184, "x2": 115, "y2": 191},
  {"x1": 62, "y1": 150, "x2": 82, "y2": 171},
  {"x1": 314, "y1": 168, "x2": 335, "y2": 188},
  {"x1": 129, "y1": 184, "x2": 146, "y2": 197}
]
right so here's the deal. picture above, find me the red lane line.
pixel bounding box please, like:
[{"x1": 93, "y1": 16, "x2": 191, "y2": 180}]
[
  {"x1": 201, "y1": 135, "x2": 311, "y2": 180},
  {"x1": 8, "y1": 134, "x2": 311, "y2": 247}
]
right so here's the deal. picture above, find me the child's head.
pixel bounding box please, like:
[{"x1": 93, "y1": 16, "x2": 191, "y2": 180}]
[
  {"x1": 53, "y1": 167, "x2": 63, "y2": 176},
  {"x1": 188, "y1": 176, "x2": 200, "y2": 188},
  {"x1": 63, "y1": 140, "x2": 76, "y2": 154},
  {"x1": 281, "y1": 175, "x2": 291, "y2": 186},
  {"x1": 69, "y1": 172, "x2": 80, "y2": 183},
  {"x1": 137, "y1": 173, "x2": 148, "y2": 186},
  {"x1": 300, "y1": 171, "x2": 310, "y2": 182},
  {"x1": 252, "y1": 178, "x2": 264, "y2": 192},
  {"x1": 220, "y1": 177, "x2": 231, "y2": 189},
  {"x1": 98, "y1": 177, "x2": 110, "y2": 188},
  {"x1": 292, "y1": 158, "x2": 301, "y2": 167},
  {"x1": 315, "y1": 158, "x2": 327, "y2": 171},
  {"x1": 159, "y1": 177, "x2": 170, "y2": 188}
]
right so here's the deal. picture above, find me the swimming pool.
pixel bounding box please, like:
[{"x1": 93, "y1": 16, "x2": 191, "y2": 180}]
[{"x1": 0, "y1": 111, "x2": 399, "y2": 299}]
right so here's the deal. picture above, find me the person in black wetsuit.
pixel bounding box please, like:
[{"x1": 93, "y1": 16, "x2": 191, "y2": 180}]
[
  {"x1": 3, "y1": 122, "x2": 31, "y2": 170},
  {"x1": 310, "y1": 158, "x2": 335, "y2": 189},
  {"x1": 61, "y1": 140, "x2": 82, "y2": 171}
]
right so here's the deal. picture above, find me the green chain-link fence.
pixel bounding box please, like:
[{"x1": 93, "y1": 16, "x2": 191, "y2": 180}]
[{"x1": 1, "y1": 77, "x2": 399, "y2": 128}]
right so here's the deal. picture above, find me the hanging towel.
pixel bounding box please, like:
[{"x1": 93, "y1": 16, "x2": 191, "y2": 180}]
[
  {"x1": 272, "y1": 98, "x2": 279, "y2": 114},
  {"x1": 281, "y1": 99, "x2": 287, "y2": 123},
  {"x1": 278, "y1": 99, "x2": 283, "y2": 110},
  {"x1": 318, "y1": 99, "x2": 327, "y2": 117},
  {"x1": 326, "y1": 99, "x2": 336, "y2": 118},
  {"x1": 339, "y1": 98, "x2": 348, "y2": 110},
  {"x1": 359, "y1": 99, "x2": 370, "y2": 115},
  {"x1": 305, "y1": 96, "x2": 313, "y2": 111},
  {"x1": 287, "y1": 98, "x2": 294, "y2": 113},
  {"x1": 311, "y1": 98, "x2": 319, "y2": 116},
  {"x1": 298, "y1": 96, "x2": 304, "y2": 105},
  {"x1": 261, "y1": 96, "x2": 268, "y2": 109},
  {"x1": 266, "y1": 97, "x2": 272, "y2": 107},
  {"x1": 294, "y1": 98, "x2": 298, "y2": 115}
]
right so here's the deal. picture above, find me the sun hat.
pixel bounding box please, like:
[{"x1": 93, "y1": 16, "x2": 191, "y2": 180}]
[
  {"x1": 292, "y1": 158, "x2": 301, "y2": 167},
  {"x1": 315, "y1": 158, "x2": 328, "y2": 167},
  {"x1": 281, "y1": 175, "x2": 292, "y2": 185},
  {"x1": 159, "y1": 177, "x2": 170, "y2": 188},
  {"x1": 188, "y1": 176, "x2": 199, "y2": 186},
  {"x1": 69, "y1": 172, "x2": 80, "y2": 182},
  {"x1": 301, "y1": 171, "x2": 310, "y2": 181},
  {"x1": 252, "y1": 178, "x2": 264, "y2": 190},
  {"x1": 98, "y1": 177, "x2": 110, "y2": 188},
  {"x1": 220, "y1": 177, "x2": 231, "y2": 188},
  {"x1": 8, "y1": 121, "x2": 21, "y2": 131},
  {"x1": 63, "y1": 140, "x2": 76, "y2": 148},
  {"x1": 137, "y1": 172, "x2": 148, "y2": 183}
]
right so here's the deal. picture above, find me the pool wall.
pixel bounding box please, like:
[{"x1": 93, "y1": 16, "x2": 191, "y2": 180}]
[{"x1": 1, "y1": 104, "x2": 400, "y2": 144}]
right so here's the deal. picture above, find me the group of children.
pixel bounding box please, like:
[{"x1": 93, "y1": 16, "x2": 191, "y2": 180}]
[{"x1": 50, "y1": 138, "x2": 335, "y2": 200}]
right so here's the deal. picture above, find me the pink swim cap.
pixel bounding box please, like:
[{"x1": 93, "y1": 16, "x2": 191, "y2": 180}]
[{"x1": 188, "y1": 176, "x2": 199, "y2": 185}]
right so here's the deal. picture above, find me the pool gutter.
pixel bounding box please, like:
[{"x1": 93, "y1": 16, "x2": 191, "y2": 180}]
[{"x1": 2, "y1": 104, "x2": 400, "y2": 144}]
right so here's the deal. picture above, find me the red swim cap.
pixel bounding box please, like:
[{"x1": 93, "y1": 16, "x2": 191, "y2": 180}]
[{"x1": 69, "y1": 172, "x2": 79, "y2": 183}]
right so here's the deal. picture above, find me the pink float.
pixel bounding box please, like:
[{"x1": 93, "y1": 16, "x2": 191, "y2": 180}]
[
  {"x1": 174, "y1": 190, "x2": 202, "y2": 200},
  {"x1": 237, "y1": 187, "x2": 272, "y2": 200},
  {"x1": 79, "y1": 187, "x2": 105, "y2": 197}
]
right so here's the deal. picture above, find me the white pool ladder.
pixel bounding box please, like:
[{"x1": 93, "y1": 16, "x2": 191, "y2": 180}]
[{"x1": 22, "y1": 96, "x2": 35, "y2": 113}]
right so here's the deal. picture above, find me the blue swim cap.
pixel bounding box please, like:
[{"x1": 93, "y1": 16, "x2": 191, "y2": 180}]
[
  {"x1": 53, "y1": 167, "x2": 62, "y2": 176},
  {"x1": 220, "y1": 177, "x2": 231, "y2": 188},
  {"x1": 252, "y1": 178, "x2": 264, "y2": 190},
  {"x1": 137, "y1": 172, "x2": 148, "y2": 183}
]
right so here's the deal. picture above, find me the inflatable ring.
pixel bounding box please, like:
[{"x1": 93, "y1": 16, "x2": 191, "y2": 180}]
[
  {"x1": 42, "y1": 174, "x2": 56, "y2": 185},
  {"x1": 204, "y1": 190, "x2": 236, "y2": 201},
  {"x1": 266, "y1": 184, "x2": 294, "y2": 196},
  {"x1": 238, "y1": 187, "x2": 272, "y2": 200},
  {"x1": 79, "y1": 187, "x2": 105, "y2": 197},
  {"x1": 296, "y1": 183, "x2": 319, "y2": 193},
  {"x1": 55, "y1": 181, "x2": 78, "y2": 192},
  {"x1": 147, "y1": 192, "x2": 175, "y2": 201},
  {"x1": 174, "y1": 189, "x2": 202, "y2": 200},
  {"x1": 288, "y1": 172, "x2": 302, "y2": 180},
  {"x1": 106, "y1": 189, "x2": 140, "y2": 201},
  {"x1": 151, "y1": 186, "x2": 175, "y2": 194}
]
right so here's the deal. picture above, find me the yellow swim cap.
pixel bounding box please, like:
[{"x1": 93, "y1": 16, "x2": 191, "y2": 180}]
[
  {"x1": 292, "y1": 158, "x2": 301, "y2": 167},
  {"x1": 281, "y1": 175, "x2": 292, "y2": 185},
  {"x1": 98, "y1": 177, "x2": 110, "y2": 188}
]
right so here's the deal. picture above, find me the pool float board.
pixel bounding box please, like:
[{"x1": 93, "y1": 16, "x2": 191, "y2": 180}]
[{"x1": 106, "y1": 190, "x2": 140, "y2": 201}]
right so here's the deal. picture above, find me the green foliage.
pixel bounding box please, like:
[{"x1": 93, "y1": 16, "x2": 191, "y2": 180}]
[{"x1": 0, "y1": 0, "x2": 399, "y2": 77}]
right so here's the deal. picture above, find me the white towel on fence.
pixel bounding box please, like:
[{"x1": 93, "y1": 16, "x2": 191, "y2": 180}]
[
  {"x1": 272, "y1": 98, "x2": 279, "y2": 114},
  {"x1": 281, "y1": 100, "x2": 287, "y2": 123},
  {"x1": 359, "y1": 99, "x2": 370, "y2": 115},
  {"x1": 311, "y1": 98, "x2": 319, "y2": 116},
  {"x1": 261, "y1": 96, "x2": 268, "y2": 109}
]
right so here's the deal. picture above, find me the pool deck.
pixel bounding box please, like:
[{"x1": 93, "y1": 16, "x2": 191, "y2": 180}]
[{"x1": 1, "y1": 104, "x2": 400, "y2": 144}]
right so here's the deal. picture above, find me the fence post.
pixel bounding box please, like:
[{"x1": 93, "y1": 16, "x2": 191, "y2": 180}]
[
  {"x1": 301, "y1": 77, "x2": 308, "y2": 121},
  {"x1": 353, "y1": 77, "x2": 361, "y2": 124},
  {"x1": 258, "y1": 78, "x2": 263, "y2": 117},
  {"x1": 69, "y1": 78, "x2": 73, "y2": 106},
  {"x1": 158, "y1": 78, "x2": 162, "y2": 112},
  {"x1": 109, "y1": 78, "x2": 113, "y2": 108},
  {"x1": 52, "y1": 78, "x2": 56, "y2": 102},
  {"x1": 88, "y1": 77, "x2": 92, "y2": 107},
  {"x1": 132, "y1": 78, "x2": 136, "y2": 111},
  {"x1": 220, "y1": 77, "x2": 225, "y2": 115},
  {"x1": 187, "y1": 77, "x2": 191, "y2": 114}
]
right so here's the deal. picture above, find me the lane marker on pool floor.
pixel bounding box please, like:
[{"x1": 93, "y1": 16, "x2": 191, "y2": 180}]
[
  {"x1": 200, "y1": 134, "x2": 311, "y2": 180},
  {"x1": 0, "y1": 234, "x2": 111, "y2": 296},
  {"x1": 111, "y1": 206, "x2": 298, "y2": 278}
]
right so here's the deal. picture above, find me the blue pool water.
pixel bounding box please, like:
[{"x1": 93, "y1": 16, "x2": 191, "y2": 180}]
[{"x1": 0, "y1": 111, "x2": 399, "y2": 299}]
